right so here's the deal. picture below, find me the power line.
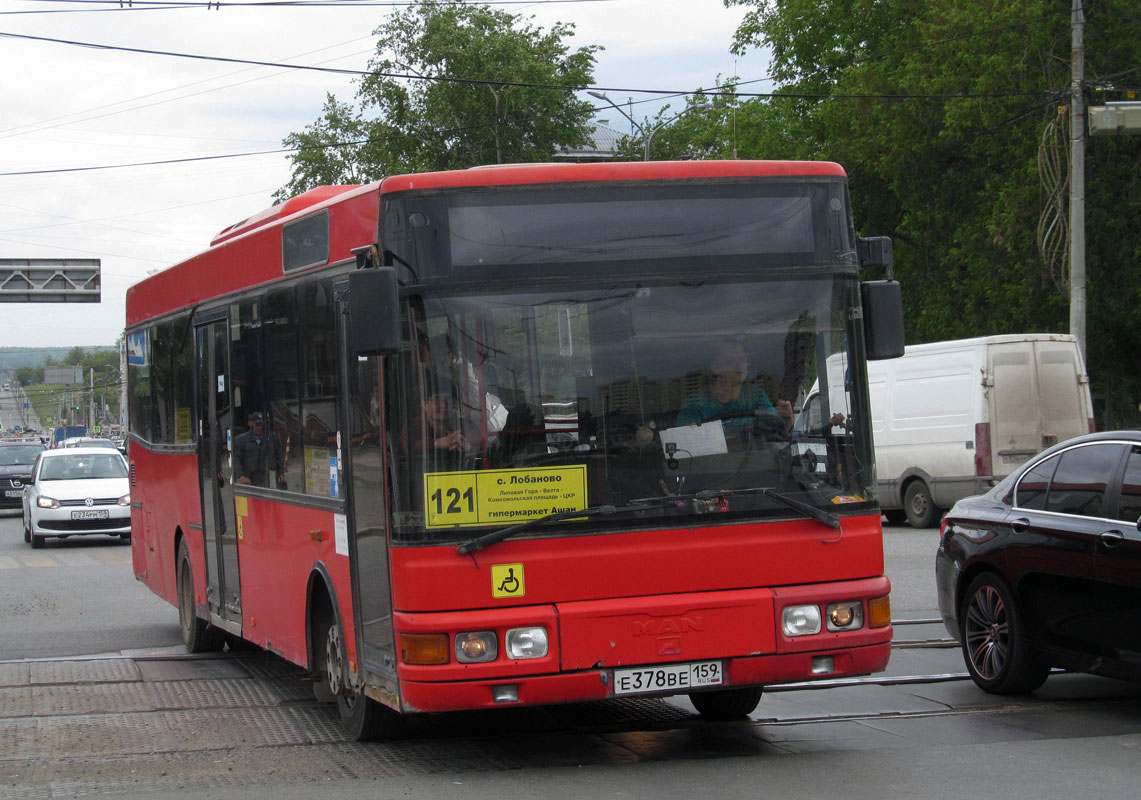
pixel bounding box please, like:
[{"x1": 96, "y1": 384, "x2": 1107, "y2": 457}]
[
  {"x1": 2, "y1": 0, "x2": 615, "y2": 14},
  {"x1": 0, "y1": 29, "x2": 1056, "y2": 100}
]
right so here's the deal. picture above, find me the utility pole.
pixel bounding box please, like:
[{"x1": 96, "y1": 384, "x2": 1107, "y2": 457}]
[{"x1": 1069, "y1": 0, "x2": 1086, "y2": 360}]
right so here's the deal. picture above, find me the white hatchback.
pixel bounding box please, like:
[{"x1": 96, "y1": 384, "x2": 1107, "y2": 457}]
[{"x1": 22, "y1": 447, "x2": 131, "y2": 549}]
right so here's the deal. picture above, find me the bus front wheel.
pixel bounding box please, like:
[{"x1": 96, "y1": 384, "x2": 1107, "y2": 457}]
[
  {"x1": 314, "y1": 607, "x2": 404, "y2": 740},
  {"x1": 689, "y1": 686, "x2": 764, "y2": 720}
]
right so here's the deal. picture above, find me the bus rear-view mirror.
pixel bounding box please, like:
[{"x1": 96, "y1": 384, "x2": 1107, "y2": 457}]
[{"x1": 349, "y1": 267, "x2": 401, "y2": 356}]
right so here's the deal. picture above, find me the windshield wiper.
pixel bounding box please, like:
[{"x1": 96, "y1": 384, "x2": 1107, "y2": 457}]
[
  {"x1": 697, "y1": 487, "x2": 841, "y2": 529},
  {"x1": 456, "y1": 486, "x2": 841, "y2": 555},
  {"x1": 457, "y1": 496, "x2": 686, "y2": 555}
]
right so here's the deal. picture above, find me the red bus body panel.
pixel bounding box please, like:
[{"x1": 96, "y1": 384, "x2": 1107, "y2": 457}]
[{"x1": 391, "y1": 515, "x2": 883, "y2": 610}]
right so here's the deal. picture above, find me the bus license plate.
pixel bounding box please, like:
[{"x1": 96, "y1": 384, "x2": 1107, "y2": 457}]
[
  {"x1": 613, "y1": 661, "x2": 722, "y2": 696},
  {"x1": 71, "y1": 510, "x2": 109, "y2": 520}
]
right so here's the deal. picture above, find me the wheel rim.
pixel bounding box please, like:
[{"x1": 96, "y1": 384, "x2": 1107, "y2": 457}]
[
  {"x1": 964, "y1": 584, "x2": 1009, "y2": 681},
  {"x1": 325, "y1": 623, "x2": 344, "y2": 697},
  {"x1": 909, "y1": 490, "x2": 928, "y2": 518}
]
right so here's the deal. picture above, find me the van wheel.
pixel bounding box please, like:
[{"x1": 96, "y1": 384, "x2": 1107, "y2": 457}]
[{"x1": 903, "y1": 480, "x2": 939, "y2": 528}]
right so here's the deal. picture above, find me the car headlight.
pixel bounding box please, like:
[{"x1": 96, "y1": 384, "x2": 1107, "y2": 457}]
[
  {"x1": 455, "y1": 631, "x2": 498, "y2": 663},
  {"x1": 825, "y1": 601, "x2": 865, "y2": 632},
  {"x1": 505, "y1": 627, "x2": 548, "y2": 659},
  {"x1": 36, "y1": 496, "x2": 59, "y2": 509},
  {"x1": 782, "y1": 604, "x2": 822, "y2": 637},
  {"x1": 118, "y1": 494, "x2": 131, "y2": 506}
]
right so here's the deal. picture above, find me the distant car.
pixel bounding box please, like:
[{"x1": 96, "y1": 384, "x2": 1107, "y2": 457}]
[
  {"x1": 0, "y1": 441, "x2": 46, "y2": 509},
  {"x1": 60, "y1": 437, "x2": 118, "y2": 449},
  {"x1": 22, "y1": 447, "x2": 131, "y2": 548},
  {"x1": 936, "y1": 431, "x2": 1141, "y2": 693}
]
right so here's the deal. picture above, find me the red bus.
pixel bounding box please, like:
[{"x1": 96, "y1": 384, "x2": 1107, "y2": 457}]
[{"x1": 126, "y1": 161, "x2": 904, "y2": 739}]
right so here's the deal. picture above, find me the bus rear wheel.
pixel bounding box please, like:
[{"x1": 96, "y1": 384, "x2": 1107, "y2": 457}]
[
  {"x1": 689, "y1": 686, "x2": 764, "y2": 720},
  {"x1": 314, "y1": 608, "x2": 404, "y2": 740},
  {"x1": 177, "y1": 541, "x2": 225, "y2": 653}
]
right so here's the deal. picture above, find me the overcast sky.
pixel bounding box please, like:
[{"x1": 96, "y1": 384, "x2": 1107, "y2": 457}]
[{"x1": 0, "y1": 0, "x2": 772, "y2": 350}]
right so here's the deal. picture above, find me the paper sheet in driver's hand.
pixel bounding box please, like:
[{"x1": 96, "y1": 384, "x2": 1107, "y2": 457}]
[{"x1": 660, "y1": 423, "x2": 728, "y2": 458}]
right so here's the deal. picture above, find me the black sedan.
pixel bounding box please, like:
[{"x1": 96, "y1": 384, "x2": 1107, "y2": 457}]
[
  {"x1": 0, "y1": 440, "x2": 46, "y2": 509},
  {"x1": 936, "y1": 431, "x2": 1141, "y2": 693}
]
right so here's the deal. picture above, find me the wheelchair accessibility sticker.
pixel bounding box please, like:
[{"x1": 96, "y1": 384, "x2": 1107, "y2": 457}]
[{"x1": 491, "y1": 563, "x2": 525, "y2": 598}]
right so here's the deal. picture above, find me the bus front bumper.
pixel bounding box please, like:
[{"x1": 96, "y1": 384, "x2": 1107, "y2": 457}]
[{"x1": 394, "y1": 641, "x2": 892, "y2": 713}]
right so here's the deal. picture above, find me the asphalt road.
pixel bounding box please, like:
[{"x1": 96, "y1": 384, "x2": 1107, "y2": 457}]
[{"x1": 0, "y1": 512, "x2": 944, "y2": 661}]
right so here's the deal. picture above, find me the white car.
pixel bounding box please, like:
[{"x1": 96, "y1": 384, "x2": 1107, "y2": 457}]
[{"x1": 22, "y1": 447, "x2": 131, "y2": 549}]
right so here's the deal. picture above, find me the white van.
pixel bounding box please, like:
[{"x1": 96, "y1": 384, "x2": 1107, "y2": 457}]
[{"x1": 798, "y1": 334, "x2": 1094, "y2": 527}]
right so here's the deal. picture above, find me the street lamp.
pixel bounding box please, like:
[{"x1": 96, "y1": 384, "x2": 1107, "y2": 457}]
[
  {"x1": 588, "y1": 90, "x2": 694, "y2": 161},
  {"x1": 588, "y1": 91, "x2": 650, "y2": 161}
]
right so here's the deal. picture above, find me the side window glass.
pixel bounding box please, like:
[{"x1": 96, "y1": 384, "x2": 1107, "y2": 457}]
[
  {"x1": 171, "y1": 313, "x2": 195, "y2": 444},
  {"x1": 127, "y1": 328, "x2": 155, "y2": 443},
  {"x1": 1015, "y1": 454, "x2": 1058, "y2": 510},
  {"x1": 150, "y1": 320, "x2": 174, "y2": 444},
  {"x1": 299, "y1": 279, "x2": 339, "y2": 497},
  {"x1": 1045, "y1": 444, "x2": 1120, "y2": 518},
  {"x1": 266, "y1": 288, "x2": 303, "y2": 493},
  {"x1": 1117, "y1": 447, "x2": 1141, "y2": 523}
]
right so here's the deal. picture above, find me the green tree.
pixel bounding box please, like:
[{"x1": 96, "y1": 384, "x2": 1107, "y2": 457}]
[
  {"x1": 276, "y1": 0, "x2": 599, "y2": 201},
  {"x1": 725, "y1": 0, "x2": 1141, "y2": 426}
]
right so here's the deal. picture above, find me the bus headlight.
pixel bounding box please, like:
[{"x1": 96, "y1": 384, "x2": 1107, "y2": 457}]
[
  {"x1": 782, "y1": 605, "x2": 822, "y2": 636},
  {"x1": 456, "y1": 631, "x2": 498, "y2": 663},
  {"x1": 825, "y1": 601, "x2": 864, "y2": 631},
  {"x1": 505, "y1": 627, "x2": 548, "y2": 659}
]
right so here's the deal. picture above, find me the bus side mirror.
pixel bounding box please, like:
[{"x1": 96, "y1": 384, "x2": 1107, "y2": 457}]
[
  {"x1": 348, "y1": 267, "x2": 401, "y2": 356},
  {"x1": 861, "y1": 280, "x2": 905, "y2": 360},
  {"x1": 857, "y1": 236, "x2": 893, "y2": 271}
]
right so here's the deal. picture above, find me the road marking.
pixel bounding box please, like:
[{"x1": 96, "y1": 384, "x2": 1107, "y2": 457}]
[
  {"x1": 18, "y1": 554, "x2": 57, "y2": 568},
  {"x1": 96, "y1": 550, "x2": 132, "y2": 565},
  {"x1": 0, "y1": 550, "x2": 131, "y2": 569},
  {"x1": 56, "y1": 552, "x2": 99, "y2": 567}
]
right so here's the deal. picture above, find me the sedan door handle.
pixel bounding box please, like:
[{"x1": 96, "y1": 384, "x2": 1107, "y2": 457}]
[
  {"x1": 1010, "y1": 517, "x2": 1030, "y2": 533},
  {"x1": 1100, "y1": 530, "x2": 1126, "y2": 548}
]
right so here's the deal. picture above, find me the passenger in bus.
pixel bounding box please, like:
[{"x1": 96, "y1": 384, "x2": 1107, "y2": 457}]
[
  {"x1": 677, "y1": 341, "x2": 793, "y2": 434},
  {"x1": 411, "y1": 378, "x2": 471, "y2": 458},
  {"x1": 233, "y1": 412, "x2": 287, "y2": 488}
]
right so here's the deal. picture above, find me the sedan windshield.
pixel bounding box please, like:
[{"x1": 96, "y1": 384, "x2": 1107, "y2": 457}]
[
  {"x1": 0, "y1": 446, "x2": 42, "y2": 466},
  {"x1": 386, "y1": 276, "x2": 875, "y2": 544},
  {"x1": 40, "y1": 454, "x2": 128, "y2": 481}
]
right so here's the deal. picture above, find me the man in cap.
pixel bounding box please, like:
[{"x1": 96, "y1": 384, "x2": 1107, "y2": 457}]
[{"x1": 233, "y1": 411, "x2": 286, "y2": 488}]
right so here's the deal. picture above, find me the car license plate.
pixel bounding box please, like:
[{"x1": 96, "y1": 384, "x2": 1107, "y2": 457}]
[
  {"x1": 4, "y1": 490, "x2": 22, "y2": 498},
  {"x1": 71, "y1": 509, "x2": 109, "y2": 520},
  {"x1": 612, "y1": 660, "x2": 722, "y2": 696}
]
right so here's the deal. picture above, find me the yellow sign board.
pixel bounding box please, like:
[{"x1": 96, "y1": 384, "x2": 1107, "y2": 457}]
[
  {"x1": 423, "y1": 465, "x2": 588, "y2": 529},
  {"x1": 174, "y1": 408, "x2": 191, "y2": 444},
  {"x1": 491, "y1": 563, "x2": 525, "y2": 598}
]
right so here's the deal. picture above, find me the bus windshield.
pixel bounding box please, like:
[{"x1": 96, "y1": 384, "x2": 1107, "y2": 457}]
[{"x1": 386, "y1": 274, "x2": 874, "y2": 544}]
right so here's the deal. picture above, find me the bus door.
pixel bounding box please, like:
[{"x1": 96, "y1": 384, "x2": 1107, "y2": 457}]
[
  {"x1": 195, "y1": 318, "x2": 242, "y2": 630},
  {"x1": 337, "y1": 284, "x2": 396, "y2": 685}
]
